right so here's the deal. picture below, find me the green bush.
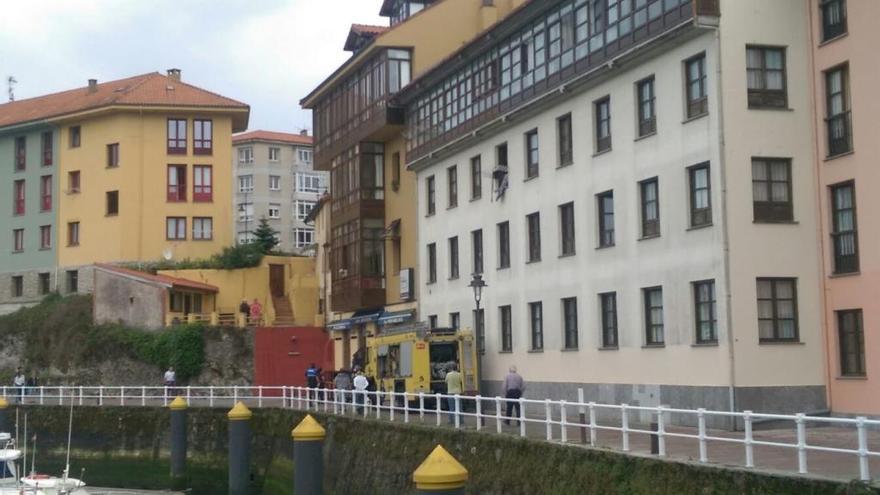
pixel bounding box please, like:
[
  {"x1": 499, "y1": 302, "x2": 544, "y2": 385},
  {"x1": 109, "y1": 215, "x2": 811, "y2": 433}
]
[{"x1": 125, "y1": 242, "x2": 265, "y2": 273}]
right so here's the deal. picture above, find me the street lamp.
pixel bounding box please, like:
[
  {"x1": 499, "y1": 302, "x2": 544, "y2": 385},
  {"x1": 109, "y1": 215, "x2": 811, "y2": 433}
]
[
  {"x1": 468, "y1": 273, "x2": 487, "y2": 391},
  {"x1": 237, "y1": 190, "x2": 250, "y2": 244}
]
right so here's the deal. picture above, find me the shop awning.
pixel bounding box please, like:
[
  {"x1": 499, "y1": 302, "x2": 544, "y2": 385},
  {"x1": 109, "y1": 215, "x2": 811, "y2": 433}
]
[
  {"x1": 326, "y1": 319, "x2": 352, "y2": 331},
  {"x1": 378, "y1": 309, "x2": 415, "y2": 326},
  {"x1": 351, "y1": 308, "x2": 383, "y2": 325}
]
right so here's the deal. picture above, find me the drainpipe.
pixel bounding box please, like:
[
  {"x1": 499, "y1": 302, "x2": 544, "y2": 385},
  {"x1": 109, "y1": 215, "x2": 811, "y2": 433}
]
[
  {"x1": 806, "y1": 4, "x2": 834, "y2": 412},
  {"x1": 713, "y1": 25, "x2": 737, "y2": 427}
]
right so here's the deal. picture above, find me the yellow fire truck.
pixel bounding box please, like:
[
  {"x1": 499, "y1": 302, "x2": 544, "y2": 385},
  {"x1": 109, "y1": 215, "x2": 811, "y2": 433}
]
[{"x1": 365, "y1": 323, "x2": 479, "y2": 402}]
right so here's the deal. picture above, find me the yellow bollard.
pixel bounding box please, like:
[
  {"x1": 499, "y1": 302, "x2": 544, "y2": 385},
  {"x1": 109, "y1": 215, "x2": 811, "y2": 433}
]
[{"x1": 413, "y1": 445, "x2": 468, "y2": 494}]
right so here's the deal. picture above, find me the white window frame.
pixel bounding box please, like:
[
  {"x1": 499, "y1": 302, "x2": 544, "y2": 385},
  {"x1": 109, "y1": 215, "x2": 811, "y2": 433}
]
[
  {"x1": 297, "y1": 149, "x2": 313, "y2": 164},
  {"x1": 294, "y1": 228, "x2": 315, "y2": 248},
  {"x1": 296, "y1": 172, "x2": 322, "y2": 193},
  {"x1": 268, "y1": 203, "x2": 281, "y2": 219},
  {"x1": 269, "y1": 175, "x2": 281, "y2": 191},
  {"x1": 295, "y1": 200, "x2": 316, "y2": 220},
  {"x1": 238, "y1": 203, "x2": 254, "y2": 222},
  {"x1": 238, "y1": 147, "x2": 254, "y2": 164},
  {"x1": 238, "y1": 175, "x2": 254, "y2": 193},
  {"x1": 269, "y1": 147, "x2": 281, "y2": 162}
]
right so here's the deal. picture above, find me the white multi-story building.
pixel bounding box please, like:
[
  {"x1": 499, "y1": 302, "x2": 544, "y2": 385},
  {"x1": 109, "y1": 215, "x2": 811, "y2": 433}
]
[
  {"x1": 399, "y1": 0, "x2": 825, "y2": 423},
  {"x1": 232, "y1": 130, "x2": 326, "y2": 254}
]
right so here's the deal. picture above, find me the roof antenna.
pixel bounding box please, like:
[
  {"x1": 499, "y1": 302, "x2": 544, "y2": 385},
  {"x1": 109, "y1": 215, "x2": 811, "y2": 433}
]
[{"x1": 7, "y1": 76, "x2": 16, "y2": 102}]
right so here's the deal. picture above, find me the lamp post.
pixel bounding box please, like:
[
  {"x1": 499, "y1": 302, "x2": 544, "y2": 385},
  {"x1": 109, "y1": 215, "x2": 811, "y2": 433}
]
[
  {"x1": 468, "y1": 273, "x2": 486, "y2": 394},
  {"x1": 237, "y1": 190, "x2": 250, "y2": 244}
]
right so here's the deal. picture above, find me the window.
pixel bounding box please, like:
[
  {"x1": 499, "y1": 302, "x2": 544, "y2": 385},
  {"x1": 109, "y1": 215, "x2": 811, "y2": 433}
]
[
  {"x1": 106, "y1": 143, "x2": 120, "y2": 168},
  {"x1": 69, "y1": 126, "x2": 81, "y2": 148},
  {"x1": 473, "y1": 308, "x2": 485, "y2": 355},
  {"x1": 424, "y1": 241, "x2": 438, "y2": 284},
  {"x1": 470, "y1": 155, "x2": 482, "y2": 200},
  {"x1": 825, "y1": 65, "x2": 852, "y2": 157},
  {"x1": 167, "y1": 165, "x2": 187, "y2": 202},
  {"x1": 637, "y1": 77, "x2": 656, "y2": 137},
  {"x1": 166, "y1": 217, "x2": 186, "y2": 240},
  {"x1": 40, "y1": 225, "x2": 51, "y2": 250},
  {"x1": 296, "y1": 200, "x2": 316, "y2": 220},
  {"x1": 238, "y1": 175, "x2": 254, "y2": 193},
  {"x1": 296, "y1": 173, "x2": 322, "y2": 193},
  {"x1": 752, "y1": 158, "x2": 792, "y2": 222},
  {"x1": 294, "y1": 228, "x2": 315, "y2": 248},
  {"x1": 238, "y1": 147, "x2": 254, "y2": 164},
  {"x1": 597, "y1": 191, "x2": 614, "y2": 247},
  {"x1": 38, "y1": 273, "x2": 50, "y2": 295},
  {"x1": 639, "y1": 178, "x2": 660, "y2": 237},
  {"x1": 756, "y1": 278, "x2": 800, "y2": 343},
  {"x1": 830, "y1": 181, "x2": 858, "y2": 274},
  {"x1": 13, "y1": 180, "x2": 25, "y2": 215},
  {"x1": 450, "y1": 312, "x2": 460, "y2": 330},
  {"x1": 525, "y1": 129, "x2": 539, "y2": 178},
  {"x1": 746, "y1": 46, "x2": 787, "y2": 108},
  {"x1": 837, "y1": 309, "x2": 864, "y2": 377},
  {"x1": 685, "y1": 54, "x2": 708, "y2": 118},
  {"x1": 428, "y1": 315, "x2": 438, "y2": 329},
  {"x1": 193, "y1": 217, "x2": 213, "y2": 240},
  {"x1": 447, "y1": 165, "x2": 458, "y2": 208},
  {"x1": 389, "y1": 152, "x2": 401, "y2": 191},
  {"x1": 529, "y1": 302, "x2": 543, "y2": 351},
  {"x1": 562, "y1": 297, "x2": 578, "y2": 350},
  {"x1": 14, "y1": 136, "x2": 26, "y2": 171},
  {"x1": 600, "y1": 292, "x2": 618, "y2": 348},
  {"x1": 467, "y1": 229, "x2": 483, "y2": 275},
  {"x1": 193, "y1": 165, "x2": 213, "y2": 202},
  {"x1": 500, "y1": 305, "x2": 513, "y2": 352},
  {"x1": 106, "y1": 190, "x2": 119, "y2": 216},
  {"x1": 426, "y1": 175, "x2": 436, "y2": 215},
  {"x1": 67, "y1": 222, "x2": 79, "y2": 246},
  {"x1": 238, "y1": 203, "x2": 254, "y2": 222},
  {"x1": 594, "y1": 97, "x2": 611, "y2": 152},
  {"x1": 821, "y1": 0, "x2": 847, "y2": 42},
  {"x1": 66, "y1": 270, "x2": 78, "y2": 293},
  {"x1": 297, "y1": 149, "x2": 313, "y2": 164},
  {"x1": 167, "y1": 119, "x2": 187, "y2": 154},
  {"x1": 192, "y1": 119, "x2": 214, "y2": 155},
  {"x1": 268, "y1": 203, "x2": 281, "y2": 219},
  {"x1": 12, "y1": 229, "x2": 23, "y2": 252},
  {"x1": 448, "y1": 236, "x2": 459, "y2": 279},
  {"x1": 41, "y1": 131, "x2": 53, "y2": 166},
  {"x1": 11, "y1": 276, "x2": 23, "y2": 298},
  {"x1": 559, "y1": 202, "x2": 575, "y2": 256},
  {"x1": 557, "y1": 114, "x2": 573, "y2": 166},
  {"x1": 68, "y1": 171, "x2": 81, "y2": 193},
  {"x1": 497, "y1": 221, "x2": 510, "y2": 269},
  {"x1": 264, "y1": 175, "x2": 280, "y2": 192},
  {"x1": 644, "y1": 287, "x2": 664, "y2": 345},
  {"x1": 689, "y1": 164, "x2": 712, "y2": 227},
  {"x1": 526, "y1": 212, "x2": 541, "y2": 262},
  {"x1": 694, "y1": 280, "x2": 717, "y2": 344},
  {"x1": 40, "y1": 175, "x2": 52, "y2": 212},
  {"x1": 269, "y1": 147, "x2": 280, "y2": 162}
]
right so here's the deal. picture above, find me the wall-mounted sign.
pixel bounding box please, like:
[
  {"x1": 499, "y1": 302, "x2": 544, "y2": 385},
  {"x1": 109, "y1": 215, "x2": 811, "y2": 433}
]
[{"x1": 400, "y1": 268, "x2": 414, "y2": 301}]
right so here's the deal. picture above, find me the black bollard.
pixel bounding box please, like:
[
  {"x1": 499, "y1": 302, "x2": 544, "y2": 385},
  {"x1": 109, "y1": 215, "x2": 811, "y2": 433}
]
[
  {"x1": 413, "y1": 445, "x2": 468, "y2": 495},
  {"x1": 169, "y1": 396, "x2": 188, "y2": 486},
  {"x1": 292, "y1": 414, "x2": 326, "y2": 495},
  {"x1": 228, "y1": 401, "x2": 253, "y2": 495},
  {"x1": 0, "y1": 397, "x2": 7, "y2": 433},
  {"x1": 650, "y1": 421, "x2": 659, "y2": 455}
]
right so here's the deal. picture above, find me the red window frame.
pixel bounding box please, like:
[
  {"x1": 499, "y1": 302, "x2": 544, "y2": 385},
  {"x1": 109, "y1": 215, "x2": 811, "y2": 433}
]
[
  {"x1": 40, "y1": 175, "x2": 52, "y2": 212},
  {"x1": 13, "y1": 180, "x2": 25, "y2": 215},
  {"x1": 40, "y1": 225, "x2": 51, "y2": 249},
  {"x1": 167, "y1": 165, "x2": 187, "y2": 202},
  {"x1": 166, "y1": 217, "x2": 187, "y2": 240},
  {"x1": 41, "y1": 131, "x2": 53, "y2": 166},
  {"x1": 193, "y1": 119, "x2": 213, "y2": 155},
  {"x1": 13, "y1": 229, "x2": 24, "y2": 252},
  {"x1": 167, "y1": 119, "x2": 187, "y2": 154},
  {"x1": 193, "y1": 165, "x2": 213, "y2": 202},
  {"x1": 68, "y1": 171, "x2": 81, "y2": 193},
  {"x1": 14, "y1": 136, "x2": 25, "y2": 171}
]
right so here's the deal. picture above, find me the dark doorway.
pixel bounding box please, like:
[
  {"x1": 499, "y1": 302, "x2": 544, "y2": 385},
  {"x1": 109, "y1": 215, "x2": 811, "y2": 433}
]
[{"x1": 270, "y1": 264, "x2": 285, "y2": 297}]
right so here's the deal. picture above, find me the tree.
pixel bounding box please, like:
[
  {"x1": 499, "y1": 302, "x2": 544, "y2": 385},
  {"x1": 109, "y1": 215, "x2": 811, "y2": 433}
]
[{"x1": 252, "y1": 217, "x2": 279, "y2": 254}]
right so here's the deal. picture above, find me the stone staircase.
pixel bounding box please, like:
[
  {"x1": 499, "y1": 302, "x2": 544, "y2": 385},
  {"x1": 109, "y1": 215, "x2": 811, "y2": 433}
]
[{"x1": 272, "y1": 296, "x2": 295, "y2": 326}]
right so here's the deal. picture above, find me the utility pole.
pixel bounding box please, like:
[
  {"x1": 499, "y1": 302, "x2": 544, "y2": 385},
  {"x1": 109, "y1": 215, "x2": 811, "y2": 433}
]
[{"x1": 7, "y1": 76, "x2": 16, "y2": 102}]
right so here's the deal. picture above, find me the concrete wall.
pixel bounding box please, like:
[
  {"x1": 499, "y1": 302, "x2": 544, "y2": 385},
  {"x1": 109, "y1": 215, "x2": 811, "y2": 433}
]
[{"x1": 93, "y1": 268, "x2": 165, "y2": 329}]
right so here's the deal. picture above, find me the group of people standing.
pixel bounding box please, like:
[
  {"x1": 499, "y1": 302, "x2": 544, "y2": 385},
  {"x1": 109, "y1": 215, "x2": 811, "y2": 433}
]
[
  {"x1": 11, "y1": 367, "x2": 39, "y2": 404},
  {"x1": 238, "y1": 298, "x2": 263, "y2": 324}
]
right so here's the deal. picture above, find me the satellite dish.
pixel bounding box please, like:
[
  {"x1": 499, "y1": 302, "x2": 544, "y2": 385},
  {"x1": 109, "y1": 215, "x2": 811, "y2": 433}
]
[{"x1": 162, "y1": 248, "x2": 174, "y2": 261}]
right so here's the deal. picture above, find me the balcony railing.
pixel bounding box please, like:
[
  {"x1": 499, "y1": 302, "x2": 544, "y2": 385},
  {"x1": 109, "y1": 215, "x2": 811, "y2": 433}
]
[{"x1": 826, "y1": 111, "x2": 852, "y2": 157}]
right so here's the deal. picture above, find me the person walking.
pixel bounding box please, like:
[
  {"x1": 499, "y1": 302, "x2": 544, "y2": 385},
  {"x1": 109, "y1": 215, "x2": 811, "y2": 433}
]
[
  {"x1": 333, "y1": 369, "x2": 352, "y2": 405},
  {"x1": 445, "y1": 363, "x2": 464, "y2": 425},
  {"x1": 13, "y1": 368, "x2": 25, "y2": 404},
  {"x1": 503, "y1": 365, "x2": 525, "y2": 426},
  {"x1": 353, "y1": 369, "x2": 369, "y2": 415}
]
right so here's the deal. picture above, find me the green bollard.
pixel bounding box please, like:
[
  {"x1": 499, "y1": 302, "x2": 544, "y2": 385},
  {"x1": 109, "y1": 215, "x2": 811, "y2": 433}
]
[
  {"x1": 413, "y1": 445, "x2": 468, "y2": 495},
  {"x1": 228, "y1": 401, "x2": 253, "y2": 495},
  {"x1": 292, "y1": 414, "x2": 326, "y2": 495},
  {"x1": 169, "y1": 396, "x2": 188, "y2": 487},
  {"x1": 0, "y1": 397, "x2": 7, "y2": 433}
]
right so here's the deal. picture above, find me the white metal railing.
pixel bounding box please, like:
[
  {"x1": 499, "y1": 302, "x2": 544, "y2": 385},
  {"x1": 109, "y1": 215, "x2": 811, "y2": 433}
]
[{"x1": 2, "y1": 385, "x2": 876, "y2": 481}]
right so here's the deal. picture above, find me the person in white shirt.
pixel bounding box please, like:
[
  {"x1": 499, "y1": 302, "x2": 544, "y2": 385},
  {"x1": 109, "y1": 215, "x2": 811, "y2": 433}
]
[
  {"x1": 13, "y1": 368, "x2": 25, "y2": 404},
  {"x1": 353, "y1": 369, "x2": 369, "y2": 415},
  {"x1": 164, "y1": 367, "x2": 176, "y2": 396}
]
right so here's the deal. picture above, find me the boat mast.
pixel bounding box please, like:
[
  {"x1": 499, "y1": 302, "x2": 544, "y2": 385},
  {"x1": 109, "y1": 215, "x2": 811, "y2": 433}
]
[{"x1": 63, "y1": 402, "x2": 73, "y2": 484}]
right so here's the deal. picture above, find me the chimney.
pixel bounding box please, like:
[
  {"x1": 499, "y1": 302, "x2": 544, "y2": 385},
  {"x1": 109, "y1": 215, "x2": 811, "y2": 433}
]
[
  {"x1": 88, "y1": 79, "x2": 98, "y2": 93},
  {"x1": 300, "y1": 129, "x2": 309, "y2": 136},
  {"x1": 167, "y1": 68, "x2": 182, "y2": 82}
]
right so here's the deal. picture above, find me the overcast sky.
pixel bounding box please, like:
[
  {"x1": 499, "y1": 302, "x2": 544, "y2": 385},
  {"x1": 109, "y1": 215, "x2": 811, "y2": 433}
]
[{"x1": 0, "y1": 0, "x2": 386, "y2": 133}]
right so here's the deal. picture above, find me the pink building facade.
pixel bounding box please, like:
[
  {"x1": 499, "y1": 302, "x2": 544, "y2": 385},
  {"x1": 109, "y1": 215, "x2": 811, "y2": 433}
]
[{"x1": 811, "y1": 0, "x2": 880, "y2": 415}]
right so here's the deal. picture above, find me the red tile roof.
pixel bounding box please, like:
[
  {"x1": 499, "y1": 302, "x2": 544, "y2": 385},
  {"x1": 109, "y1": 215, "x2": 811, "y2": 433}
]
[
  {"x1": 351, "y1": 24, "x2": 389, "y2": 35},
  {"x1": 232, "y1": 130, "x2": 313, "y2": 146},
  {"x1": 96, "y1": 263, "x2": 219, "y2": 293},
  {"x1": 0, "y1": 72, "x2": 250, "y2": 130}
]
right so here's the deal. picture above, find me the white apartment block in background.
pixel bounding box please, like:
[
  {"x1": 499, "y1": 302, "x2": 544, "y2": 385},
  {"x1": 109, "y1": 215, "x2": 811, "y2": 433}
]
[
  {"x1": 232, "y1": 130, "x2": 326, "y2": 254},
  {"x1": 400, "y1": 0, "x2": 825, "y2": 426}
]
